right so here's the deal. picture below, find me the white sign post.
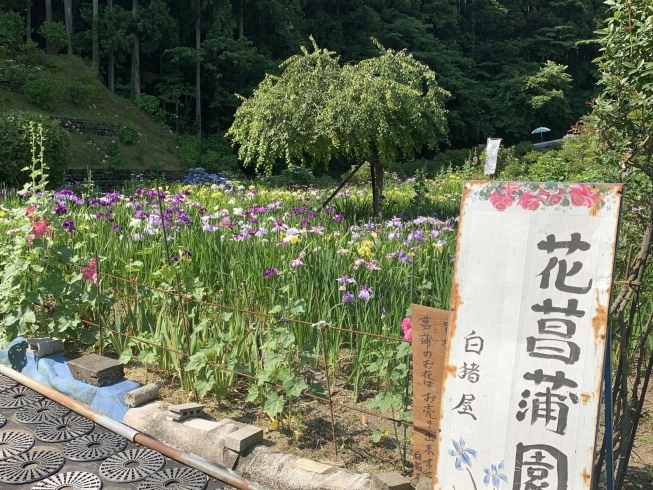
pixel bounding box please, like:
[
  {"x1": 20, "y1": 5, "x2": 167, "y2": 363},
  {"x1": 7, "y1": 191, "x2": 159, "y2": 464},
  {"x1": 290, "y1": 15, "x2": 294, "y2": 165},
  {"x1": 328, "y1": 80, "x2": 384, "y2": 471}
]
[
  {"x1": 484, "y1": 138, "x2": 502, "y2": 175},
  {"x1": 432, "y1": 181, "x2": 622, "y2": 490}
]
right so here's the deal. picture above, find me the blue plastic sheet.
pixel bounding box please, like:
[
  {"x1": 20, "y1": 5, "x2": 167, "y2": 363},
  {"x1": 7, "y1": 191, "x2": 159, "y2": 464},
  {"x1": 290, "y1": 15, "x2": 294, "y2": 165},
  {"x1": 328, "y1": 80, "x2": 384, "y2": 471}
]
[{"x1": 0, "y1": 338, "x2": 139, "y2": 422}]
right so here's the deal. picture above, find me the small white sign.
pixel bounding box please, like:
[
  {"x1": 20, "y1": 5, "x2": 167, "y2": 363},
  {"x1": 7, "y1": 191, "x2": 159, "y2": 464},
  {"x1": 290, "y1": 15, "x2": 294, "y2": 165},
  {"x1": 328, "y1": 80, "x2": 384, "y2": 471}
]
[
  {"x1": 433, "y1": 181, "x2": 622, "y2": 490},
  {"x1": 484, "y1": 138, "x2": 502, "y2": 175}
]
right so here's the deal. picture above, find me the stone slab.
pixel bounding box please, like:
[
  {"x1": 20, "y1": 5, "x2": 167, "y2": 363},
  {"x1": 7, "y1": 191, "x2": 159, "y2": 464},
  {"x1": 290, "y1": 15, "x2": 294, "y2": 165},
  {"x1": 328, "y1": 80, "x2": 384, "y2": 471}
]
[
  {"x1": 370, "y1": 472, "x2": 411, "y2": 490},
  {"x1": 223, "y1": 448, "x2": 239, "y2": 470},
  {"x1": 124, "y1": 402, "x2": 242, "y2": 468},
  {"x1": 225, "y1": 425, "x2": 264, "y2": 452},
  {"x1": 292, "y1": 458, "x2": 333, "y2": 475},
  {"x1": 27, "y1": 338, "x2": 64, "y2": 357},
  {"x1": 124, "y1": 382, "x2": 160, "y2": 408},
  {"x1": 67, "y1": 354, "x2": 124, "y2": 387},
  {"x1": 182, "y1": 418, "x2": 221, "y2": 432}
]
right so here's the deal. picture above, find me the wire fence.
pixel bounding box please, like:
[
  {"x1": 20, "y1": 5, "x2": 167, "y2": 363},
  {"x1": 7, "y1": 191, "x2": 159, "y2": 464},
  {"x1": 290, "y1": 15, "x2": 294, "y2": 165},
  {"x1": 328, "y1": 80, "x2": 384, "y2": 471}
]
[{"x1": 67, "y1": 259, "x2": 418, "y2": 459}]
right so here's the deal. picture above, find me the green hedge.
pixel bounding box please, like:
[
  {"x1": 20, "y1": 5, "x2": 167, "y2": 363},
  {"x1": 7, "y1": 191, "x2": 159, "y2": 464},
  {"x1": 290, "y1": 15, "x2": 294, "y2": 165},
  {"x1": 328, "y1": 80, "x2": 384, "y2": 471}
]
[{"x1": 0, "y1": 111, "x2": 70, "y2": 188}]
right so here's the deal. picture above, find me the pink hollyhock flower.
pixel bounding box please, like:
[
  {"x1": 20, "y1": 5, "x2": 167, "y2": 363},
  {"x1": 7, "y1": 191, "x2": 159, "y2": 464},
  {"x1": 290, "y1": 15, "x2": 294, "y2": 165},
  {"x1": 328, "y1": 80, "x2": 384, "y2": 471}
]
[
  {"x1": 569, "y1": 184, "x2": 600, "y2": 208},
  {"x1": 401, "y1": 317, "x2": 412, "y2": 342},
  {"x1": 81, "y1": 258, "x2": 98, "y2": 284},
  {"x1": 489, "y1": 190, "x2": 513, "y2": 212},
  {"x1": 25, "y1": 206, "x2": 37, "y2": 219},
  {"x1": 518, "y1": 191, "x2": 546, "y2": 211},
  {"x1": 31, "y1": 220, "x2": 50, "y2": 238}
]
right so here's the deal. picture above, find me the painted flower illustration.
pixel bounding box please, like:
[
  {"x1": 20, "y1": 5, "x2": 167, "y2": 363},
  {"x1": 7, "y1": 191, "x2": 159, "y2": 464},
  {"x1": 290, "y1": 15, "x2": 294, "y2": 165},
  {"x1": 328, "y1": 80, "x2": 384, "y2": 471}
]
[
  {"x1": 483, "y1": 461, "x2": 508, "y2": 489},
  {"x1": 489, "y1": 190, "x2": 513, "y2": 212},
  {"x1": 543, "y1": 188, "x2": 565, "y2": 205},
  {"x1": 518, "y1": 190, "x2": 546, "y2": 211},
  {"x1": 449, "y1": 437, "x2": 477, "y2": 470},
  {"x1": 569, "y1": 184, "x2": 600, "y2": 208}
]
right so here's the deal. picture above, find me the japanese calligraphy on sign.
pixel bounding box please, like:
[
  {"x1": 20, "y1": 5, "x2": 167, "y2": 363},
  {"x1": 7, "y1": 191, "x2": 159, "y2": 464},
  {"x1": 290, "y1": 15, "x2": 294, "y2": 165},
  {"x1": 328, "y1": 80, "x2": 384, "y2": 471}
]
[
  {"x1": 411, "y1": 305, "x2": 449, "y2": 481},
  {"x1": 432, "y1": 182, "x2": 623, "y2": 490}
]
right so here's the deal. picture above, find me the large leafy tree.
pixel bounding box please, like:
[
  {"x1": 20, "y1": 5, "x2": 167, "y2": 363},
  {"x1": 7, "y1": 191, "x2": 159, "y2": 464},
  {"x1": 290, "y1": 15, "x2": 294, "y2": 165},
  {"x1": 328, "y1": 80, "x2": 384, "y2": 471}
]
[
  {"x1": 227, "y1": 38, "x2": 448, "y2": 215},
  {"x1": 592, "y1": 1, "x2": 653, "y2": 489}
]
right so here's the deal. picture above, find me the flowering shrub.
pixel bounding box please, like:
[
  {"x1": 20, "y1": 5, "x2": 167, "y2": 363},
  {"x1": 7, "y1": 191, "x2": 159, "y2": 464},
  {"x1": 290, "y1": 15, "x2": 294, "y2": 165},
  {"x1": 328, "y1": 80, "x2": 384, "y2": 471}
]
[
  {"x1": 0, "y1": 123, "x2": 108, "y2": 346},
  {"x1": 181, "y1": 167, "x2": 228, "y2": 185}
]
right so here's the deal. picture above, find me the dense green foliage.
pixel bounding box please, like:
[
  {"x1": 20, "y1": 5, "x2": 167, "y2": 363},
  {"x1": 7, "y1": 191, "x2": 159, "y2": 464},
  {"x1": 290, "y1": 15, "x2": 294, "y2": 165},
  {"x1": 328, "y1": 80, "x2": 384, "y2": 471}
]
[
  {"x1": 2, "y1": 1, "x2": 606, "y2": 154},
  {"x1": 227, "y1": 38, "x2": 448, "y2": 170},
  {"x1": 0, "y1": 111, "x2": 70, "y2": 188}
]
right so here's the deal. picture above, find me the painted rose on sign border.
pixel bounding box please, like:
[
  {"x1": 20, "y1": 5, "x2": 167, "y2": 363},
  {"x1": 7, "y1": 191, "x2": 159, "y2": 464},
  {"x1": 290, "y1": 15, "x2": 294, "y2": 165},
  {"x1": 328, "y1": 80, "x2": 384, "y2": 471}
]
[{"x1": 477, "y1": 182, "x2": 608, "y2": 213}]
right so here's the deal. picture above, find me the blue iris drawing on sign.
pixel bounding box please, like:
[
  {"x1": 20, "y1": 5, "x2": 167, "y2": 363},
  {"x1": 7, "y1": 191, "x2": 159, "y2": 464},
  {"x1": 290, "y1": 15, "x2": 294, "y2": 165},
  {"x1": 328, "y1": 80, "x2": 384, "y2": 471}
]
[
  {"x1": 483, "y1": 461, "x2": 508, "y2": 489},
  {"x1": 449, "y1": 437, "x2": 478, "y2": 489}
]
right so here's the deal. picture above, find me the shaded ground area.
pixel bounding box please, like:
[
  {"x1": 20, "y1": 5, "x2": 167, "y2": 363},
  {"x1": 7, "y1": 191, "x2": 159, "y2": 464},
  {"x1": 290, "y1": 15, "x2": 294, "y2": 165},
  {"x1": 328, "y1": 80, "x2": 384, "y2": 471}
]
[
  {"x1": 624, "y1": 379, "x2": 653, "y2": 490},
  {"x1": 0, "y1": 375, "x2": 235, "y2": 489}
]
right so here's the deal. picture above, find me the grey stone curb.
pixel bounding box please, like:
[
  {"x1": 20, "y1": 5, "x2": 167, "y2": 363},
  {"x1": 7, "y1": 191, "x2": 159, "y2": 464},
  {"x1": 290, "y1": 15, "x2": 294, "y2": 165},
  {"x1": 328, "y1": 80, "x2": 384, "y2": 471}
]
[{"x1": 123, "y1": 402, "x2": 373, "y2": 490}]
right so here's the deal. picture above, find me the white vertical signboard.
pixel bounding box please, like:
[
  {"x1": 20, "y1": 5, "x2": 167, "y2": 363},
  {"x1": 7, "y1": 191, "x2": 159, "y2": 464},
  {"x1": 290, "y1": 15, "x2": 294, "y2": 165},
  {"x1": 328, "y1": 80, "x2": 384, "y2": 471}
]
[
  {"x1": 484, "y1": 138, "x2": 502, "y2": 175},
  {"x1": 433, "y1": 182, "x2": 622, "y2": 490}
]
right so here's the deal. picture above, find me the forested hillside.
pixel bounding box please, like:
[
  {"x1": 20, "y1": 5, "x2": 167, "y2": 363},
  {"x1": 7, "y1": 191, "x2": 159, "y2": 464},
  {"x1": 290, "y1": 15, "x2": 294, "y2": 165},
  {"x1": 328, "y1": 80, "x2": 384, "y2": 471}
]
[{"x1": 3, "y1": 1, "x2": 605, "y2": 149}]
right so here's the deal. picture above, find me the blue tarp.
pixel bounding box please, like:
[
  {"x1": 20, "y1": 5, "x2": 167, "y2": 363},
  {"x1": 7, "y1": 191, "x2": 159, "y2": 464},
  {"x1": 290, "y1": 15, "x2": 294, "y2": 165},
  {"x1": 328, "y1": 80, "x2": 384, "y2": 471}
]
[{"x1": 0, "y1": 338, "x2": 139, "y2": 422}]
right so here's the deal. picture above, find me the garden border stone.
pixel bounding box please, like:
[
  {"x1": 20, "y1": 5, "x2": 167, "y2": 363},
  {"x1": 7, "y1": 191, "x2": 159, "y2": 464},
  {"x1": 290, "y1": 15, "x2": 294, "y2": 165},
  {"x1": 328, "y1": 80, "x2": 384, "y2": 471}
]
[{"x1": 123, "y1": 402, "x2": 371, "y2": 490}]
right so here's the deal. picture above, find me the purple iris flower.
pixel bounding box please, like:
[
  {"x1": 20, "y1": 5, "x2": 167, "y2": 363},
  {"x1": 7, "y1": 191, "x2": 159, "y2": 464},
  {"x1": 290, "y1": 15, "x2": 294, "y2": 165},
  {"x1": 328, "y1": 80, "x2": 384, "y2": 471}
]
[
  {"x1": 342, "y1": 291, "x2": 354, "y2": 304},
  {"x1": 332, "y1": 214, "x2": 344, "y2": 223},
  {"x1": 358, "y1": 285, "x2": 374, "y2": 301},
  {"x1": 53, "y1": 202, "x2": 67, "y2": 215},
  {"x1": 63, "y1": 220, "x2": 76, "y2": 233},
  {"x1": 264, "y1": 267, "x2": 279, "y2": 278}
]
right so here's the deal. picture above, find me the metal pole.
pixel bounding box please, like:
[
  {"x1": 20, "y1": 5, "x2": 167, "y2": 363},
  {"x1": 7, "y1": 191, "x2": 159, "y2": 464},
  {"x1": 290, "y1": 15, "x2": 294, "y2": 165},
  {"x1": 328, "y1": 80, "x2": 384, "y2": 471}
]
[
  {"x1": 0, "y1": 364, "x2": 269, "y2": 490},
  {"x1": 321, "y1": 161, "x2": 366, "y2": 209},
  {"x1": 96, "y1": 252, "x2": 103, "y2": 356},
  {"x1": 603, "y1": 327, "x2": 615, "y2": 490}
]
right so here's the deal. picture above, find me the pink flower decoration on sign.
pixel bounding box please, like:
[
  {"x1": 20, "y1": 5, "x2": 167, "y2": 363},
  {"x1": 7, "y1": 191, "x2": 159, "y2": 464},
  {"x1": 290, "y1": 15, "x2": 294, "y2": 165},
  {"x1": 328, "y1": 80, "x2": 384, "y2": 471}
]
[
  {"x1": 543, "y1": 189, "x2": 565, "y2": 205},
  {"x1": 569, "y1": 184, "x2": 600, "y2": 208},
  {"x1": 82, "y1": 258, "x2": 98, "y2": 284},
  {"x1": 502, "y1": 182, "x2": 522, "y2": 197},
  {"x1": 489, "y1": 190, "x2": 513, "y2": 212},
  {"x1": 401, "y1": 317, "x2": 412, "y2": 342},
  {"x1": 518, "y1": 191, "x2": 546, "y2": 211}
]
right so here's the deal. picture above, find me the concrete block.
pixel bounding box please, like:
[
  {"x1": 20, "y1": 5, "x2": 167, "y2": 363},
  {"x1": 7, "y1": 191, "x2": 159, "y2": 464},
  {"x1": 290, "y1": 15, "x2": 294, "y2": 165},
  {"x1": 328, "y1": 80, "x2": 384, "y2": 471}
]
[
  {"x1": 124, "y1": 382, "x2": 160, "y2": 408},
  {"x1": 67, "y1": 354, "x2": 124, "y2": 387},
  {"x1": 292, "y1": 458, "x2": 333, "y2": 474},
  {"x1": 182, "y1": 418, "x2": 221, "y2": 432},
  {"x1": 224, "y1": 425, "x2": 264, "y2": 452},
  {"x1": 167, "y1": 402, "x2": 204, "y2": 421},
  {"x1": 416, "y1": 476, "x2": 432, "y2": 490},
  {"x1": 371, "y1": 472, "x2": 411, "y2": 490},
  {"x1": 27, "y1": 338, "x2": 64, "y2": 357},
  {"x1": 222, "y1": 448, "x2": 239, "y2": 470},
  {"x1": 215, "y1": 418, "x2": 245, "y2": 429},
  {"x1": 124, "y1": 402, "x2": 242, "y2": 468}
]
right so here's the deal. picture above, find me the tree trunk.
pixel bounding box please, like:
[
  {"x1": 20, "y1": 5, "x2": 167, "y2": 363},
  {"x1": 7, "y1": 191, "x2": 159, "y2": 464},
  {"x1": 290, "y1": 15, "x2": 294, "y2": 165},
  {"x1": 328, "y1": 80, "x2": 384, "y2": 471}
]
[
  {"x1": 195, "y1": 5, "x2": 201, "y2": 141},
  {"x1": 45, "y1": 0, "x2": 51, "y2": 54},
  {"x1": 26, "y1": 0, "x2": 31, "y2": 41},
  {"x1": 64, "y1": 0, "x2": 73, "y2": 54},
  {"x1": 91, "y1": 0, "x2": 99, "y2": 72},
  {"x1": 131, "y1": 0, "x2": 140, "y2": 98},
  {"x1": 370, "y1": 159, "x2": 384, "y2": 217},
  {"x1": 238, "y1": 0, "x2": 244, "y2": 39},
  {"x1": 108, "y1": 0, "x2": 114, "y2": 92}
]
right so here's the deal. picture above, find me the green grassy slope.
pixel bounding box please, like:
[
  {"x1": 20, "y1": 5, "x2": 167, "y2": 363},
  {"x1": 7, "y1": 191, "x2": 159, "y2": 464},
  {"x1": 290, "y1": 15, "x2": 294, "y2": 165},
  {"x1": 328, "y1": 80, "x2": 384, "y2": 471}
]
[{"x1": 2, "y1": 55, "x2": 180, "y2": 171}]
